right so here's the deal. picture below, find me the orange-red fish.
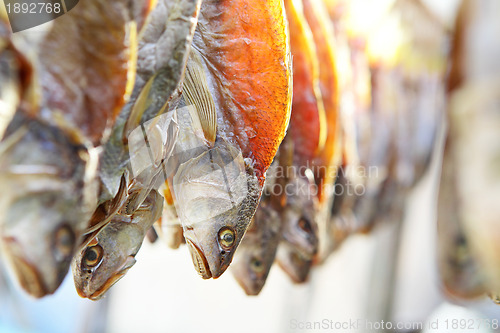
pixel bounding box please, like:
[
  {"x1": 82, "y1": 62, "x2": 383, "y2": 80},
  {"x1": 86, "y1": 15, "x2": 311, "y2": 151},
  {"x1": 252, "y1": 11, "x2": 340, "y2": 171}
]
[
  {"x1": 302, "y1": 0, "x2": 341, "y2": 203},
  {"x1": 284, "y1": 0, "x2": 326, "y2": 168},
  {"x1": 173, "y1": 0, "x2": 292, "y2": 280}
]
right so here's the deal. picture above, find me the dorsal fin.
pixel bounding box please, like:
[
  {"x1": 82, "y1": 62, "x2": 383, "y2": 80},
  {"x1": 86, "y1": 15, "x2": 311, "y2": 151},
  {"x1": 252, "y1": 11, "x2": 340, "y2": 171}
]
[{"x1": 183, "y1": 50, "x2": 217, "y2": 147}]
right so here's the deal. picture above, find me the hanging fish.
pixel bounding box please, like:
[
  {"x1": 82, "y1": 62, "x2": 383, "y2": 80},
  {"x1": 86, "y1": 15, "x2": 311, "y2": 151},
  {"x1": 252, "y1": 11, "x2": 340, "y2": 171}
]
[
  {"x1": 302, "y1": 0, "x2": 341, "y2": 202},
  {"x1": 170, "y1": 0, "x2": 292, "y2": 279},
  {"x1": 0, "y1": 0, "x2": 141, "y2": 298},
  {"x1": 283, "y1": 0, "x2": 326, "y2": 169},
  {"x1": 0, "y1": 113, "x2": 98, "y2": 298},
  {"x1": 231, "y1": 162, "x2": 282, "y2": 295},
  {"x1": 320, "y1": 0, "x2": 366, "y2": 256},
  {"x1": 277, "y1": 165, "x2": 318, "y2": 283},
  {"x1": 438, "y1": 0, "x2": 500, "y2": 303},
  {"x1": 99, "y1": 0, "x2": 201, "y2": 204},
  {"x1": 271, "y1": 0, "x2": 322, "y2": 283},
  {"x1": 231, "y1": 191, "x2": 282, "y2": 295},
  {"x1": 72, "y1": 190, "x2": 163, "y2": 300},
  {"x1": 437, "y1": 138, "x2": 486, "y2": 299},
  {"x1": 301, "y1": 0, "x2": 343, "y2": 263},
  {"x1": 87, "y1": 0, "x2": 200, "y2": 248}
]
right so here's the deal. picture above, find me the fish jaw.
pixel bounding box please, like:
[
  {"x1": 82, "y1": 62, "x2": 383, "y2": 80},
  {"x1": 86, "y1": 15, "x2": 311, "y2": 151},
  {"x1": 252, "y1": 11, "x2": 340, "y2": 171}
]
[
  {"x1": 73, "y1": 254, "x2": 137, "y2": 300},
  {"x1": 1, "y1": 237, "x2": 49, "y2": 298},
  {"x1": 183, "y1": 220, "x2": 237, "y2": 279},
  {"x1": 185, "y1": 238, "x2": 212, "y2": 279},
  {"x1": 182, "y1": 177, "x2": 260, "y2": 280},
  {"x1": 87, "y1": 256, "x2": 137, "y2": 301}
]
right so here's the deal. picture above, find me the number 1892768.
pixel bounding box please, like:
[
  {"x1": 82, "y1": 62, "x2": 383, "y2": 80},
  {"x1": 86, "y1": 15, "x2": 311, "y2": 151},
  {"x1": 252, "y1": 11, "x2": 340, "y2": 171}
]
[{"x1": 5, "y1": 2, "x2": 62, "y2": 14}]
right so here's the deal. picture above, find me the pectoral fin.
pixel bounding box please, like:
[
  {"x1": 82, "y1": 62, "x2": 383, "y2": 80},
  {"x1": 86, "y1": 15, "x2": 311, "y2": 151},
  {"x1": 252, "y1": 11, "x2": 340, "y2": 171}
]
[{"x1": 183, "y1": 50, "x2": 217, "y2": 146}]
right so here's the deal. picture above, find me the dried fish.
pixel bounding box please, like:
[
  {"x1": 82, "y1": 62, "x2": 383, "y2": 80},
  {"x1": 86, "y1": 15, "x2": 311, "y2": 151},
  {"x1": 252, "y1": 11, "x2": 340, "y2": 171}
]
[
  {"x1": 171, "y1": 0, "x2": 292, "y2": 279},
  {"x1": 72, "y1": 190, "x2": 163, "y2": 300},
  {"x1": 439, "y1": 0, "x2": 500, "y2": 302},
  {"x1": 0, "y1": 113, "x2": 98, "y2": 297},
  {"x1": 231, "y1": 164, "x2": 282, "y2": 295}
]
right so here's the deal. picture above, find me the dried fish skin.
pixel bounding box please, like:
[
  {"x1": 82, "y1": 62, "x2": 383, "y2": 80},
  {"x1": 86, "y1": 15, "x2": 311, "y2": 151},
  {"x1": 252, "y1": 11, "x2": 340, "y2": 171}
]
[
  {"x1": 284, "y1": 0, "x2": 326, "y2": 168},
  {"x1": 0, "y1": 113, "x2": 98, "y2": 298},
  {"x1": 39, "y1": 0, "x2": 138, "y2": 147},
  {"x1": 192, "y1": 0, "x2": 292, "y2": 186},
  {"x1": 99, "y1": 0, "x2": 201, "y2": 202},
  {"x1": 302, "y1": 0, "x2": 341, "y2": 203}
]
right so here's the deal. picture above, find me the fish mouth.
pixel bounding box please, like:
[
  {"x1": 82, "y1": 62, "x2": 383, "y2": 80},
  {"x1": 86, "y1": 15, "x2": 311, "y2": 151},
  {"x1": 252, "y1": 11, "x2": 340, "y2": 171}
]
[
  {"x1": 81, "y1": 256, "x2": 136, "y2": 301},
  {"x1": 2, "y1": 237, "x2": 50, "y2": 298},
  {"x1": 234, "y1": 276, "x2": 265, "y2": 296},
  {"x1": 185, "y1": 239, "x2": 212, "y2": 279}
]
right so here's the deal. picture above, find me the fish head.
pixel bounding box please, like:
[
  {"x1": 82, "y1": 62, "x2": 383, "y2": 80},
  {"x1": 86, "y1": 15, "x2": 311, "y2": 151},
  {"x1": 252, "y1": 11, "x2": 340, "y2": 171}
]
[
  {"x1": 72, "y1": 190, "x2": 163, "y2": 300},
  {"x1": 182, "y1": 206, "x2": 245, "y2": 280},
  {"x1": 0, "y1": 119, "x2": 98, "y2": 297},
  {"x1": 231, "y1": 198, "x2": 282, "y2": 295},
  {"x1": 277, "y1": 242, "x2": 313, "y2": 283},
  {"x1": 173, "y1": 141, "x2": 260, "y2": 279},
  {"x1": 281, "y1": 175, "x2": 318, "y2": 258}
]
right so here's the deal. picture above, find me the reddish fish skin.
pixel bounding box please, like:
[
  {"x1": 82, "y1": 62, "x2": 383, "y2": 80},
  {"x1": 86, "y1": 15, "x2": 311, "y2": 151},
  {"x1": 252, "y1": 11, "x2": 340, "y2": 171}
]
[
  {"x1": 283, "y1": 0, "x2": 326, "y2": 169},
  {"x1": 302, "y1": 0, "x2": 340, "y2": 202},
  {"x1": 192, "y1": 0, "x2": 292, "y2": 186}
]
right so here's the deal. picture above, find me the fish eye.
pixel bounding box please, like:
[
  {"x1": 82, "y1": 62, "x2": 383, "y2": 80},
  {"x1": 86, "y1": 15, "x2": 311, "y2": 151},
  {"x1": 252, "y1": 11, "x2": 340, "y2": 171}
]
[
  {"x1": 82, "y1": 245, "x2": 104, "y2": 268},
  {"x1": 53, "y1": 225, "x2": 76, "y2": 260},
  {"x1": 218, "y1": 227, "x2": 235, "y2": 250},
  {"x1": 250, "y1": 257, "x2": 264, "y2": 273},
  {"x1": 297, "y1": 217, "x2": 313, "y2": 234}
]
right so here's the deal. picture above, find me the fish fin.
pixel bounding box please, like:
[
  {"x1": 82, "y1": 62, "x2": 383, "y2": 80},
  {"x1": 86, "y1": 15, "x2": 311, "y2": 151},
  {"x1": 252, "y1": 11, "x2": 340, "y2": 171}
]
[
  {"x1": 0, "y1": 125, "x2": 28, "y2": 157},
  {"x1": 82, "y1": 174, "x2": 128, "y2": 240},
  {"x1": 124, "y1": 73, "x2": 156, "y2": 137},
  {"x1": 183, "y1": 50, "x2": 217, "y2": 146}
]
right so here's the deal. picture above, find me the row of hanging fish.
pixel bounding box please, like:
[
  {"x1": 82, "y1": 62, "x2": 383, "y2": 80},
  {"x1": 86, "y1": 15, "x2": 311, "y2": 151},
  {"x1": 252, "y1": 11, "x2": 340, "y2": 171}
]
[{"x1": 0, "y1": 0, "x2": 498, "y2": 304}]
